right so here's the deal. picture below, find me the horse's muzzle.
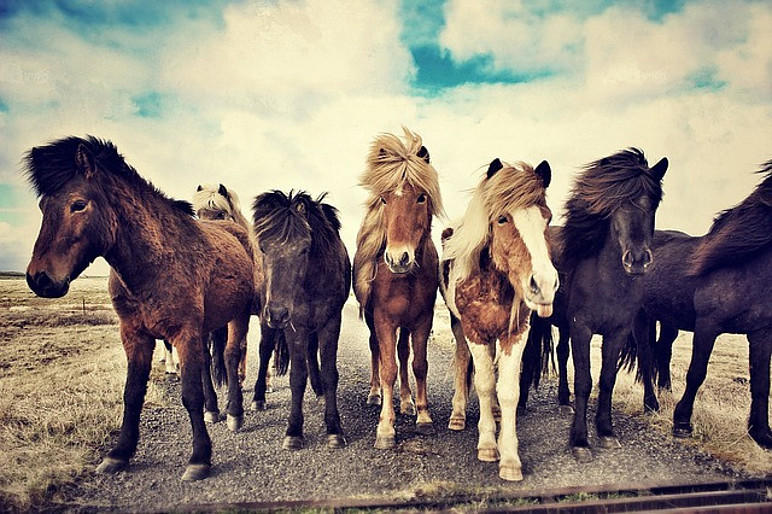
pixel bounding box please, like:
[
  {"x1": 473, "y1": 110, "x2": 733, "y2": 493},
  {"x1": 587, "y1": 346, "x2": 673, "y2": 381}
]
[
  {"x1": 265, "y1": 303, "x2": 291, "y2": 330},
  {"x1": 26, "y1": 270, "x2": 70, "y2": 298},
  {"x1": 622, "y1": 248, "x2": 653, "y2": 275},
  {"x1": 384, "y1": 251, "x2": 413, "y2": 275}
]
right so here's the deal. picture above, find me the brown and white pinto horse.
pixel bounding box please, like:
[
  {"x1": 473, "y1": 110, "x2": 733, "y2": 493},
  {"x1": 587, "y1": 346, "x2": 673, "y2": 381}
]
[
  {"x1": 24, "y1": 136, "x2": 253, "y2": 481},
  {"x1": 441, "y1": 158, "x2": 558, "y2": 481},
  {"x1": 353, "y1": 127, "x2": 444, "y2": 449}
]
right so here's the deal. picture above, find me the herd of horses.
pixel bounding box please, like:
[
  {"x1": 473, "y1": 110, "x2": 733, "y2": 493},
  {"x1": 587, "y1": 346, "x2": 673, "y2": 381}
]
[{"x1": 22, "y1": 129, "x2": 771, "y2": 483}]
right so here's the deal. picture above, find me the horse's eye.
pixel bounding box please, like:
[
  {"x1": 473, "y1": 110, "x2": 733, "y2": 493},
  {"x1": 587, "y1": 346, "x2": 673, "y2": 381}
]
[
  {"x1": 216, "y1": 212, "x2": 226, "y2": 220},
  {"x1": 379, "y1": 196, "x2": 386, "y2": 205},
  {"x1": 497, "y1": 215, "x2": 508, "y2": 224},
  {"x1": 417, "y1": 193, "x2": 427, "y2": 204},
  {"x1": 71, "y1": 200, "x2": 87, "y2": 213}
]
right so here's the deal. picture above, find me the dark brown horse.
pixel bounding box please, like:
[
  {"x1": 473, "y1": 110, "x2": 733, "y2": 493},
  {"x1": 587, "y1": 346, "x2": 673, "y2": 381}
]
[
  {"x1": 353, "y1": 127, "x2": 444, "y2": 449},
  {"x1": 524, "y1": 149, "x2": 668, "y2": 463},
  {"x1": 24, "y1": 136, "x2": 253, "y2": 481},
  {"x1": 441, "y1": 158, "x2": 557, "y2": 481},
  {"x1": 252, "y1": 190, "x2": 350, "y2": 450},
  {"x1": 632, "y1": 163, "x2": 772, "y2": 448}
]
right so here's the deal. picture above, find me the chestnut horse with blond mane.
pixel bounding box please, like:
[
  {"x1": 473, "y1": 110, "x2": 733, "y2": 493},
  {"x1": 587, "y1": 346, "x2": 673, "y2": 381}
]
[
  {"x1": 353, "y1": 127, "x2": 444, "y2": 449},
  {"x1": 441, "y1": 158, "x2": 558, "y2": 481},
  {"x1": 24, "y1": 136, "x2": 253, "y2": 481}
]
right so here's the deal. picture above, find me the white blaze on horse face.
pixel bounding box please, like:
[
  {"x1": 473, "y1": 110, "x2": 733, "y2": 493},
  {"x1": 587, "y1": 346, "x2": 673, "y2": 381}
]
[{"x1": 511, "y1": 206, "x2": 558, "y2": 317}]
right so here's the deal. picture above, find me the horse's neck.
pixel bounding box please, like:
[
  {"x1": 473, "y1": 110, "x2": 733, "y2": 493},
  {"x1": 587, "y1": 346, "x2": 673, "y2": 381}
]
[{"x1": 105, "y1": 196, "x2": 195, "y2": 293}]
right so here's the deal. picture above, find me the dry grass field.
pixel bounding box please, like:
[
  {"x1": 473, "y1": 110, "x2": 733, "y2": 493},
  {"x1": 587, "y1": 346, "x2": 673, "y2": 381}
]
[
  {"x1": 0, "y1": 276, "x2": 768, "y2": 510},
  {"x1": 0, "y1": 276, "x2": 167, "y2": 511}
]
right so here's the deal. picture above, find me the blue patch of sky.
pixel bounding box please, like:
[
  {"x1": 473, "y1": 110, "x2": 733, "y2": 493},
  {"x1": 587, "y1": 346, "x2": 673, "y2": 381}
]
[
  {"x1": 0, "y1": 98, "x2": 8, "y2": 113},
  {"x1": 686, "y1": 67, "x2": 727, "y2": 92},
  {"x1": 132, "y1": 91, "x2": 166, "y2": 119}
]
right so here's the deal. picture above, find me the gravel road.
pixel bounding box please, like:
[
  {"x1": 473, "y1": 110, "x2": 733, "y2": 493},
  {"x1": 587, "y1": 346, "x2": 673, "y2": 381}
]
[{"x1": 66, "y1": 300, "x2": 741, "y2": 512}]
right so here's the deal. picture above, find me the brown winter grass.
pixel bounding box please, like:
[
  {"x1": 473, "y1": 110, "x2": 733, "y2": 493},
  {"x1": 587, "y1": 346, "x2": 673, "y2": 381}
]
[
  {"x1": 0, "y1": 277, "x2": 167, "y2": 511},
  {"x1": 432, "y1": 307, "x2": 772, "y2": 478}
]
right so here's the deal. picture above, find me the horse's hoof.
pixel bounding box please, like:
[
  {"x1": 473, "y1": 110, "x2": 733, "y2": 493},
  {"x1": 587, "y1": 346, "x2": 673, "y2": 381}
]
[
  {"x1": 374, "y1": 435, "x2": 396, "y2": 450},
  {"x1": 477, "y1": 448, "x2": 499, "y2": 462},
  {"x1": 265, "y1": 385, "x2": 274, "y2": 394},
  {"x1": 559, "y1": 405, "x2": 575, "y2": 416},
  {"x1": 416, "y1": 422, "x2": 435, "y2": 436},
  {"x1": 250, "y1": 401, "x2": 267, "y2": 412},
  {"x1": 282, "y1": 436, "x2": 303, "y2": 451},
  {"x1": 673, "y1": 423, "x2": 693, "y2": 438},
  {"x1": 204, "y1": 411, "x2": 221, "y2": 424},
  {"x1": 644, "y1": 400, "x2": 660, "y2": 414},
  {"x1": 327, "y1": 434, "x2": 346, "y2": 449},
  {"x1": 448, "y1": 416, "x2": 466, "y2": 431},
  {"x1": 499, "y1": 465, "x2": 523, "y2": 482},
  {"x1": 165, "y1": 373, "x2": 179, "y2": 382},
  {"x1": 96, "y1": 457, "x2": 128, "y2": 474},
  {"x1": 367, "y1": 394, "x2": 382, "y2": 407},
  {"x1": 599, "y1": 436, "x2": 621, "y2": 449},
  {"x1": 401, "y1": 402, "x2": 416, "y2": 416},
  {"x1": 571, "y1": 446, "x2": 593, "y2": 463},
  {"x1": 181, "y1": 463, "x2": 210, "y2": 481},
  {"x1": 227, "y1": 414, "x2": 243, "y2": 433}
]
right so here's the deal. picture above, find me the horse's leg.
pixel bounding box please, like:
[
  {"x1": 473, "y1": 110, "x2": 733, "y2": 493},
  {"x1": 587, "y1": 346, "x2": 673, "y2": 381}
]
[
  {"x1": 97, "y1": 328, "x2": 154, "y2": 475},
  {"x1": 251, "y1": 322, "x2": 276, "y2": 411},
  {"x1": 201, "y1": 333, "x2": 221, "y2": 424},
  {"x1": 595, "y1": 328, "x2": 628, "y2": 449},
  {"x1": 366, "y1": 311, "x2": 382, "y2": 407},
  {"x1": 398, "y1": 327, "x2": 416, "y2": 416},
  {"x1": 374, "y1": 318, "x2": 398, "y2": 449},
  {"x1": 283, "y1": 329, "x2": 308, "y2": 450},
  {"x1": 224, "y1": 310, "x2": 249, "y2": 432},
  {"x1": 163, "y1": 339, "x2": 178, "y2": 376},
  {"x1": 633, "y1": 311, "x2": 659, "y2": 413},
  {"x1": 238, "y1": 331, "x2": 248, "y2": 387},
  {"x1": 673, "y1": 322, "x2": 719, "y2": 438},
  {"x1": 176, "y1": 330, "x2": 213, "y2": 481},
  {"x1": 307, "y1": 332, "x2": 324, "y2": 398},
  {"x1": 468, "y1": 340, "x2": 498, "y2": 462},
  {"x1": 557, "y1": 324, "x2": 573, "y2": 414},
  {"x1": 747, "y1": 328, "x2": 772, "y2": 448},
  {"x1": 569, "y1": 322, "x2": 593, "y2": 463},
  {"x1": 319, "y1": 315, "x2": 345, "y2": 449},
  {"x1": 449, "y1": 313, "x2": 471, "y2": 431},
  {"x1": 411, "y1": 317, "x2": 434, "y2": 434},
  {"x1": 496, "y1": 332, "x2": 527, "y2": 481},
  {"x1": 656, "y1": 323, "x2": 678, "y2": 391}
]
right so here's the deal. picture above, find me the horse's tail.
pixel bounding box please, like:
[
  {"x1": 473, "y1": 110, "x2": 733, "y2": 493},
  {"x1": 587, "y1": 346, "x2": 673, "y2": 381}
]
[
  {"x1": 274, "y1": 330, "x2": 290, "y2": 376},
  {"x1": 307, "y1": 333, "x2": 324, "y2": 397},
  {"x1": 522, "y1": 312, "x2": 555, "y2": 391},
  {"x1": 618, "y1": 312, "x2": 655, "y2": 384},
  {"x1": 210, "y1": 327, "x2": 229, "y2": 388}
]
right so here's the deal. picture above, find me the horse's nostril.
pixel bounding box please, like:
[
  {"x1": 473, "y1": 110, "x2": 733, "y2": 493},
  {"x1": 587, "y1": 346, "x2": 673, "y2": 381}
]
[
  {"x1": 530, "y1": 275, "x2": 540, "y2": 294},
  {"x1": 399, "y1": 252, "x2": 409, "y2": 266},
  {"x1": 622, "y1": 250, "x2": 633, "y2": 267},
  {"x1": 643, "y1": 249, "x2": 653, "y2": 267}
]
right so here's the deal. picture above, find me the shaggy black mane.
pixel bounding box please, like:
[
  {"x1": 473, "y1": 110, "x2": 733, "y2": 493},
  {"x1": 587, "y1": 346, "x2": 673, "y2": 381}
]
[
  {"x1": 561, "y1": 148, "x2": 664, "y2": 268},
  {"x1": 690, "y1": 160, "x2": 772, "y2": 275},
  {"x1": 23, "y1": 135, "x2": 194, "y2": 216}
]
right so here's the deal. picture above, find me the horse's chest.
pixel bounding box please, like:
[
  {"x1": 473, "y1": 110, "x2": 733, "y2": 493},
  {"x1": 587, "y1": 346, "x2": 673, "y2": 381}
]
[{"x1": 455, "y1": 272, "x2": 515, "y2": 342}]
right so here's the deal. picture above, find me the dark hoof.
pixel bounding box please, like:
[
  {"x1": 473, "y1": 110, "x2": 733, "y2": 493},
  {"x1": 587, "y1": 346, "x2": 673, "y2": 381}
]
[
  {"x1": 516, "y1": 405, "x2": 527, "y2": 417},
  {"x1": 96, "y1": 456, "x2": 128, "y2": 474},
  {"x1": 227, "y1": 414, "x2": 243, "y2": 432},
  {"x1": 367, "y1": 394, "x2": 382, "y2": 407},
  {"x1": 750, "y1": 429, "x2": 772, "y2": 449},
  {"x1": 181, "y1": 463, "x2": 210, "y2": 481},
  {"x1": 327, "y1": 434, "x2": 346, "y2": 449},
  {"x1": 673, "y1": 422, "x2": 693, "y2": 438},
  {"x1": 416, "y1": 422, "x2": 435, "y2": 436},
  {"x1": 572, "y1": 446, "x2": 593, "y2": 463},
  {"x1": 250, "y1": 401, "x2": 267, "y2": 412},
  {"x1": 374, "y1": 435, "x2": 396, "y2": 450},
  {"x1": 644, "y1": 399, "x2": 660, "y2": 414},
  {"x1": 559, "y1": 405, "x2": 575, "y2": 416},
  {"x1": 282, "y1": 436, "x2": 303, "y2": 451},
  {"x1": 401, "y1": 402, "x2": 417, "y2": 416},
  {"x1": 599, "y1": 436, "x2": 621, "y2": 449},
  {"x1": 165, "y1": 373, "x2": 179, "y2": 382},
  {"x1": 204, "y1": 410, "x2": 221, "y2": 424}
]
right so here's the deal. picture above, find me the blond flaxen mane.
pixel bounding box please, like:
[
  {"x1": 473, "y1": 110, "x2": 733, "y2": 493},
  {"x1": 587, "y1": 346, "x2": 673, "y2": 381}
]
[
  {"x1": 192, "y1": 184, "x2": 252, "y2": 231},
  {"x1": 353, "y1": 127, "x2": 444, "y2": 312},
  {"x1": 442, "y1": 161, "x2": 547, "y2": 317}
]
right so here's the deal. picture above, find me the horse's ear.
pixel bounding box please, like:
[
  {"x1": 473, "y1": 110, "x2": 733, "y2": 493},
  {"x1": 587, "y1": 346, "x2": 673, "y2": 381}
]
[
  {"x1": 295, "y1": 200, "x2": 306, "y2": 216},
  {"x1": 534, "y1": 160, "x2": 552, "y2": 188},
  {"x1": 75, "y1": 143, "x2": 97, "y2": 179},
  {"x1": 650, "y1": 157, "x2": 668, "y2": 181},
  {"x1": 196, "y1": 185, "x2": 203, "y2": 192},
  {"x1": 487, "y1": 158, "x2": 503, "y2": 179},
  {"x1": 417, "y1": 146, "x2": 430, "y2": 164},
  {"x1": 218, "y1": 183, "x2": 230, "y2": 199}
]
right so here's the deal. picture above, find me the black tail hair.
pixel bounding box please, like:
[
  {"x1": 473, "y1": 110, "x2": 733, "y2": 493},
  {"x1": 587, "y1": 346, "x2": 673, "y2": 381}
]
[
  {"x1": 210, "y1": 327, "x2": 229, "y2": 388},
  {"x1": 274, "y1": 331, "x2": 290, "y2": 376},
  {"x1": 522, "y1": 312, "x2": 555, "y2": 391}
]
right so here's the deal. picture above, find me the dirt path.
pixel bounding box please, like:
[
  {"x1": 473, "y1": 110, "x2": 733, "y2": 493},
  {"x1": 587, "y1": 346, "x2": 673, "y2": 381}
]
[{"x1": 67, "y1": 301, "x2": 740, "y2": 511}]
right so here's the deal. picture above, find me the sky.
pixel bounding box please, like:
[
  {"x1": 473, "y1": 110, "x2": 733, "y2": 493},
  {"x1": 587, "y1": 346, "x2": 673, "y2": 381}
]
[{"x1": 0, "y1": 0, "x2": 770, "y2": 274}]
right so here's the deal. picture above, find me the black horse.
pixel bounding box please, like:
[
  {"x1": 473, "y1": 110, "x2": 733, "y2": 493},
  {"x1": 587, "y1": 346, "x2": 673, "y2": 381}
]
[
  {"x1": 251, "y1": 190, "x2": 351, "y2": 450},
  {"x1": 633, "y1": 163, "x2": 772, "y2": 448},
  {"x1": 523, "y1": 148, "x2": 668, "y2": 463}
]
